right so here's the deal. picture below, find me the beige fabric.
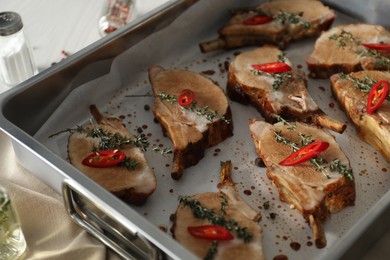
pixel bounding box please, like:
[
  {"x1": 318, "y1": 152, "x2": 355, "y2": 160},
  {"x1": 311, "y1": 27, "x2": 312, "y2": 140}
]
[{"x1": 0, "y1": 132, "x2": 107, "y2": 260}]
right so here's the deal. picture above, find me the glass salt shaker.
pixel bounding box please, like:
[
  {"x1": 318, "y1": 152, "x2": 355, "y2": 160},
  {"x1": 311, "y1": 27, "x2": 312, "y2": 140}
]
[
  {"x1": 98, "y1": 0, "x2": 136, "y2": 36},
  {"x1": 0, "y1": 12, "x2": 38, "y2": 87},
  {"x1": 0, "y1": 186, "x2": 27, "y2": 259}
]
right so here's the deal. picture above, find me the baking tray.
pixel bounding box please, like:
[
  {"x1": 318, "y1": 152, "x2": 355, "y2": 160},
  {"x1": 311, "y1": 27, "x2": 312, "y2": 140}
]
[{"x1": 0, "y1": 0, "x2": 389, "y2": 259}]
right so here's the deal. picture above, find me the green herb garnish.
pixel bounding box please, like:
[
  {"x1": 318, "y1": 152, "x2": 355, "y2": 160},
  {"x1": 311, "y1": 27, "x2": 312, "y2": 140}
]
[
  {"x1": 250, "y1": 69, "x2": 293, "y2": 90},
  {"x1": 274, "y1": 11, "x2": 310, "y2": 29},
  {"x1": 157, "y1": 92, "x2": 231, "y2": 124},
  {"x1": 329, "y1": 29, "x2": 361, "y2": 48},
  {"x1": 204, "y1": 241, "x2": 218, "y2": 260},
  {"x1": 273, "y1": 115, "x2": 353, "y2": 180},
  {"x1": 178, "y1": 195, "x2": 253, "y2": 243}
]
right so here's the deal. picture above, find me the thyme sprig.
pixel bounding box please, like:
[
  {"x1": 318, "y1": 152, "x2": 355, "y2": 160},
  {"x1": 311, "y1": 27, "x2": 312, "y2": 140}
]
[
  {"x1": 359, "y1": 48, "x2": 390, "y2": 70},
  {"x1": 250, "y1": 69, "x2": 293, "y2": 90},
  {"x1": 88, "y1": 128, "x2": 150, "y2": 152},
  {"x1": 157, "y1": 92, "x2": 231, "y2": 124},
  {"x1": 339, "y1": 73, "x2": 390, "y2": 101},
  {"x1": 157, "y1": 92, "x2": 177, "y2": 104},
  {"x1": 274, "y1": 11, "x2": 311, "y2": 29},
  {"x1": 204, "y1": 241, "x2": 218, "y2": 260},
  {"x1": 329, "y1": 29, "x2": 390, "y2": 69},
  {"x1": 152, "y1": 146, "x2": 173, "y2": 156},
  {"x1": 273, "y1": 114, "x2": 296, "y2": 130},
  {"x1": 329, "y1": 29, "x2": 361, "y2": 48},
  {"x1": 330, "y1": 159, "x2": 353, "y2": 180},
  {"x1": 273, "y1": 115, "x2": 353, "y2": 180},
  {"x1": 339, "y1": 72, "x2": 376, "y2": 93},
  {"x1": 178, "y1": 195, "x2": 253, "y2": 243},
  {"x1": 117, "y1": 157, "x2": 138, "y2": 170},
  {"x1": 220, "y1": 195, "x2": 228, "y2": 215}
]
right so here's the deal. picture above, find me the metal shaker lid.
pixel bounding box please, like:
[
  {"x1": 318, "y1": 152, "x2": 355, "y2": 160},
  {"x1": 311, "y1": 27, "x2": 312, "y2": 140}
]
[{"x1": 0, "y1": 12, "x2": 23, "y2": 36}]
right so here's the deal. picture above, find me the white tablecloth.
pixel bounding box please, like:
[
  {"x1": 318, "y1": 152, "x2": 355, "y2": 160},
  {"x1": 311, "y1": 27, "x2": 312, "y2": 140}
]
[{"x1": 0, "y1": 0, "x2": 389, "y2": 259}]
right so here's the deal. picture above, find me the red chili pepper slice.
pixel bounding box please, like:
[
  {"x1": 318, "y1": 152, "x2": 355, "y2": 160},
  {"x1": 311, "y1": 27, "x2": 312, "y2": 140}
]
[
  {"x1": 279, "y1": 141, "x2": 330, "y2": 166},
  {"x1": 187, "y1": 225, "x2": 234, "y2": 241},
  {"x1": 178, "y1": 89, "x2": 195, "y2": 107},
  {"x1": 366, "y1": 80, "x2": 389, "y2": 114},
  {"x1": 82, "y1": 149, "x2": 126, "y2": 168},
  {"x1": 243, "y1": 15, "x2": 273, "y2": 25},
  {"x1": 361, "y1": 43, "x2": 390, "y2": 52},
  {"x1": 251, "y1": 62, "x2": 292, "y2": 73}
]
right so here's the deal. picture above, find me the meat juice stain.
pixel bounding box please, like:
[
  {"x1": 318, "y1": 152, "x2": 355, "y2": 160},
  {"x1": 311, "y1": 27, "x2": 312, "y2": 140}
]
[
  {"x1": 243, "y1": 190, "x2": 252, "y2": 196},
  {"x1": 290, "y1": 242, "x2": 301, "y2": 251},
  {"x1": 159, "y1": 225, "x2": 168, "y2": 233},
  {"x1": 273, "y1": 255, "x2": 288, "y2": 260}
]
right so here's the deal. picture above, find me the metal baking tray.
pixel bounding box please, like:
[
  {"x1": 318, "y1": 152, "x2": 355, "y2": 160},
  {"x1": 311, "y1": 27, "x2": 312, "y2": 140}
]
[{"x1": 0, "y1": 0, "x2": 389, "y2": 259}]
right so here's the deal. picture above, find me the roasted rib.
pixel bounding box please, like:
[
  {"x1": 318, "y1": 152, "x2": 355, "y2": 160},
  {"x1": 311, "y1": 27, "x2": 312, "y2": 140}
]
[
  {"x1": 330, "y1": 70, "x2": 390, "y2": 162},
  {"x1": 149, "y1": 66, "x2": 233, "y2": 180},
  {"x1": 200, "y1": 0, "x2": 335, "y2": 52},
  {"x1": 249, "y1": 119, "x2": 355, "y2": 248},
  {"x1": 67, "y1": 105, "x2": 157, "y2": 205},
  {"x1": 172, "y1": 161, "x2": 264, "y2": 260},
  {"x1": 307, "y1": 23, "x2": 390, "y2": 78},
  {"x1": 227, "y1": 45, "x2": 346, "y2": 133}
]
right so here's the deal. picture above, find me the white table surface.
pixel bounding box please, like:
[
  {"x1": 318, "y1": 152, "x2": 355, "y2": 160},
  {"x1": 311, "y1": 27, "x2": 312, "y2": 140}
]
[{"x1": 0, "y1": 0, "x2": 389, "y2": 259}]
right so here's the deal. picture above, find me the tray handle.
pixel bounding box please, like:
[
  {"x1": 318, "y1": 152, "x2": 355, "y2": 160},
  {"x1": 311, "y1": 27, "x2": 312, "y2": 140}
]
[{"x1": 62, "y1": 179, "x2": 164, "y2": 260}]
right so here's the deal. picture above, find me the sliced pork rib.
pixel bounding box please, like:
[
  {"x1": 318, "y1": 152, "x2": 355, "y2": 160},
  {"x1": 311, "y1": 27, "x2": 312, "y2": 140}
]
[
  {"x1": 200, "y1": 0, "x2": 335, "y2": 52},
  {"x1": 307, "y1": 23, "x2": 390, "y2": 78},
  {"x1": 227, "y1": 46, "x2": 346, "y2": 133},
  {"x1": 149, "y1": 66, "x2": 233, "y2": 180},
  {"x1": 172, "y1": 161, "x2": 264, "y2": 260},
  {"x1": 249, "y1": 119, "x2": 355, "y2": 248},
  {"x1": 68, "y1": 105, "x2": 157, "y2": 205},
  {"x1": 330, "y1": 70, "x2": 390, "y2": 162}
]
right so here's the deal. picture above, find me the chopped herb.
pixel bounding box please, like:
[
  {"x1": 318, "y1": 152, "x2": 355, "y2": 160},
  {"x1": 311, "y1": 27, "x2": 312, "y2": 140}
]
[
  {"x1": 274, "y1": 11, "x2": 310, "y2": 29},
  {"x1": 263, "y1": 201, "x2": 270, "y2": 210},
  {"x1": 250, "y1": 69, "x2": 293, "y2": 90},
  {"x1": 329, "y1": 29, "x2": 361, "y2": 48},
  {"x1": 117, "y1": 157, "x2": 138, "y2": 170}
]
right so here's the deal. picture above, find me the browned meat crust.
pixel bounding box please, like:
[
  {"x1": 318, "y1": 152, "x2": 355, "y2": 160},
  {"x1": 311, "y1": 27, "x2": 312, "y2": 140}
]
[
  {"x1": 307, "y1": 23, "x2": 390, "y2": 78},
  {"x1": 249, "y1": 120, "x2": 355, "y2": 248},
  {"x1": 171, "y1": 161, "x2": 264, "y2": 259},
  {"x1": 200, "y1": 0, "x2": 335, "y2": 52},
  {"x1": 227, "y1": 46, "x2": 346, "y2": 133},
  {"x1": 68, "y1": 105, "x2": 157, "y2": 205},
  {"x1": 330, "y1": 70, "x2": 390, "y2": 162}
]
